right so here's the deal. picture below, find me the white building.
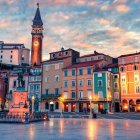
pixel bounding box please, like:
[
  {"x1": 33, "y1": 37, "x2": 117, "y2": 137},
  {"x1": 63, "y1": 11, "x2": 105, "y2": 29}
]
[{"x1": 0, "y1": 41, "x2": 30, "y2": 65}]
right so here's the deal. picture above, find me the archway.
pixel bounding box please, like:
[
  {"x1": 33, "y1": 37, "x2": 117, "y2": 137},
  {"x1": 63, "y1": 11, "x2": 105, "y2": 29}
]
[
  {"x1": 49, "y1": 101, "x2": 54, "y2": 112},
  {"x1": 122, "y1": 99, "x2": 128, "y2": 111},
  {"x1": 136, "y1": 99, "x2": 140, "y2": 112},
  {"x1": 129, "y1": 99, "x2": 135, "y2": 112}
]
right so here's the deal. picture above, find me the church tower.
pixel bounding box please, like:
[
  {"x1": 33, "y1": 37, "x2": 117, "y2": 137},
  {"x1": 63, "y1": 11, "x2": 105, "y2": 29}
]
[{"x1": 31, "y1": 3, "x2": 43, "y2": 66}]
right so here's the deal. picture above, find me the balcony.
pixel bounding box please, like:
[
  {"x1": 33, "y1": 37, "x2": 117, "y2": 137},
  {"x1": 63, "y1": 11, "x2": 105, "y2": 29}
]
[{"x1": 41, "y1": 93, "x2": 61, "y2": 100}]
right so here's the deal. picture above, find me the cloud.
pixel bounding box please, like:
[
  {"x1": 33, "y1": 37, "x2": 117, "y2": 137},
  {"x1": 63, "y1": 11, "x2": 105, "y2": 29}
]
[
  {"x1": 96, "y1": 18, "x2": 111, "y2": 25},
  {"x1": 115, "y1": 4, "x2": 130, "y2": 13}
]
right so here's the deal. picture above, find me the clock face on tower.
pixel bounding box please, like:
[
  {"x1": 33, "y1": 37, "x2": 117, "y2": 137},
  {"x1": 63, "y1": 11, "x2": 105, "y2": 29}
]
[{"x1": 34, "y1": 40, "x2": 39, "y2": 46}]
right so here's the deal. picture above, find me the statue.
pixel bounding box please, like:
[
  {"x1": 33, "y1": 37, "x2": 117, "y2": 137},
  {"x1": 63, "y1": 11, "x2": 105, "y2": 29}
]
[{"x1": 17, "y1": 73, "x2": 25, "y2": 88}]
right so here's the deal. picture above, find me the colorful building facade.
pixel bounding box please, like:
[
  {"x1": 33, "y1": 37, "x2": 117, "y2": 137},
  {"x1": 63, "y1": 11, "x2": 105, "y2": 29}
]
[
  {"x1": 118, "y1": 52, "x2": 140, "y2": 112},
  {"x1": 62, "y1": 51, "x2": 113, "y2": 112}
]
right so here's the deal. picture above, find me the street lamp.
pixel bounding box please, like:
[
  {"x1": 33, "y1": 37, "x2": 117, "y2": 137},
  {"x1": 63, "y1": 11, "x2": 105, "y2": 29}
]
[
  {"x1": 59, "y1": 97, "x2": 64, "y2": 118},
  {"x1": 89, "y1": 95, "x2": 92, "y2": 118},
  {"x1": 32, "y1": 95, "x2": 35, "y2": 114}
]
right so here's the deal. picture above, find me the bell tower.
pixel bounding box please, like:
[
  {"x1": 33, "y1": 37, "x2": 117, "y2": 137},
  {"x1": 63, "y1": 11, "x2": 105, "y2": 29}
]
[{"x1": 31, "y1": 3, "x2": 43, "y2": 66}]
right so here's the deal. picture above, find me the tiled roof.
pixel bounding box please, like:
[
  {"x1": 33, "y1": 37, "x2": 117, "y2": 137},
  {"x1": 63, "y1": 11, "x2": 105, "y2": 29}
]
[
  {"x1": 49, "y1": 48, "x2": 77, "y2": 54},
  {"x1": 65, "y1": 60, "x2": 103, "y2": 69},
  {"x1": 104, "y1": 63, "x2": 118, "y2": 68},
  {"x1": 3, "y1": 43, "x2": 24, "y2": 46},
  {"x1": 42, "y1": 56, "x2": 71, "y2": 63},
  {"x1": 79, "y1": 52, "x2": 104, "y2": 58},
  {"x1": 118, "y1": 52, "x2": 140, "y2": 58}
]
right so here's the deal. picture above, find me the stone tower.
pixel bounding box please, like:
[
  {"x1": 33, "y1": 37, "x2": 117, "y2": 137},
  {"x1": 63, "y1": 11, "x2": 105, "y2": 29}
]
[{"x1": 31, "y1": 3, "x2": 43, "y2": 66}]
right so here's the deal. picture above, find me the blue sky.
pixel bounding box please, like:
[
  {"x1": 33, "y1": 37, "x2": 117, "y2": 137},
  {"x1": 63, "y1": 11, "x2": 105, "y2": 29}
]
[{"x1": 0, "y1": 0, "x2": 140, "y2": 60}]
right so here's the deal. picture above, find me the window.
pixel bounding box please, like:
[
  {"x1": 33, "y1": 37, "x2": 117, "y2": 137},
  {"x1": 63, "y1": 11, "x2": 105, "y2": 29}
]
[
  {"x1": 64, "y1": 70, "x2": 68, "y2": 77},
  {"x1": 98, "y1": 73, "x2": 102, "y2": 77},
  {"x1": 55, "y1": 88, "x2": 59, "y2": 95},
  {"x1": 36, "y1": 85, "x2": 40, "y2": 91},
  {"x1": 114, "y1": 75, "x2": 118, "y2": 79},
  {"x1": 64, "y1": 81, "x2": 68, "y2": 88},
  {"x1": 120, "y1": 67, "x2": 125, "y2": 72},
  {"x1": 98, "y1": 91, "x2": 103, "y2": 98},
  {"x1": 134, "y1": 74, "x2": 139, "y2": 82},
  {"x1": 114, "y1": 92, "x2": 119, "y2": 99},
  {"x1": 55, "y1": 102, "x2": 59, "y2": 109},
  {"x1": 134, "y1": 65, "x2": 138, "y2": 70},
  {"x1": 46, "y1": 65, "x2": 49, "y2": 71},
  {"x1": 108, "y1": 68, "x2": 112, "y2": 72},
  {"x1": 64, "y1": 92, "x2": 68, "y2": 99},
  {"x1": 79, "y1": 69, "x2": 83, "y2": 75},
  {"x1": 10, "y1": 60, "x2": 12, "y2": 63},
  {"x1": 136, "y1": 86, "x2": 140, "y2": 93},
  {"x1": 71, "y1": 69, "x2": 76, "y2": 76},
  {"x1": 114, "y1": 82, "x2": 118, "y2": 89},
  {"x1": 122, "y1": 58, "x2": 125, "y2": 64},
  {"x1": 30, "y1": 85, "x2": 33, "y2": 91},
  {"x1": 85, "y1": 58, "x2": 88, "y2": 62},
  {"x1": 98, "y1": 80, "x2": 102, "y2": 87},
  {"x1": 11, "y1": 51, "x2": 13, "y2": 53},
  {"x1": 45, "y1": 77, "x2": 49, "y2": 82},
  {"x1": 79, "y1": 91, "x2": 83, "y2": 98},
  {"x1": 1, "y1": 51, "x2": 3, "y2": 53},
  {"x1": 13, "y1": 80, "x2": 16, "y2": 88},
  {"x1": 98, "y1": 56, "x2": 101, "y2": 60},
  {"x1": 104, "y1": 56, "x2": 107, "y2": 60},
  {"x1": 46, "y1": 89, "x2": 49, "y2": 95},
  {"x1": 79, "y1": 80, "x2": 83, "y2": 86},
  {"x1": 122, "y1": 87, "x2": 126, "y2": 94},
  {"x1": 88, "y1": 90, "x2": 92, "y2": 97},
  {"x1": 72, "y1": 80, "x2": 76, "y2": 87},
  {"x1": 121, "y1": 76, "x2": 126, "y2": 82},
  {"x1": 45, "y1": 102, "x2": 49, "y2": 109},
  {"x1": 91, "y1": 57, "x2": 94, "y2": 61},
  {"x1": 87, "y1": 68, "x2": 92, "y2": 74},
  {"x1": 87, "y1": 79, "x2": 92, "y2": 86},
  {"x1": 10, "y1": 55, "x2": 12, "y2": 59},
  {"x1": 71, "y1": 92, "x2": 76, "y2": 98},
  {"x1": 55, "y1": 64, "x2": 59, "y2": 70},
  {"x1": 55, "y1": 75, "x2": 60, "y2": 82},
  {"x1": 135, "y1": 56, "x2": 138, "y2": 62}
]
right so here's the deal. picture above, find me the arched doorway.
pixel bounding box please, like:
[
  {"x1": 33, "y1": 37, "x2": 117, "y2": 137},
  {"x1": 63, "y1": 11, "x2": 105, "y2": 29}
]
[
  {"x1": 129, "y1": 99, "x2": 135, "y2": 112},
  {"x1": 136, "y1": 99, "x2": 140, "y2": 112},
  {"x1": 50, "y1": 101, "x2": 54, "y2": 112},
  {"x1": 122, "y1": 99, "x2": 128, "y2": 111}
]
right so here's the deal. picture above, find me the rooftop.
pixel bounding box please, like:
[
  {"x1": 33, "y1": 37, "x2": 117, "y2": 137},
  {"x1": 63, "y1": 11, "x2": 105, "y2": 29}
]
[
  {"x1": 65, "y1": 59, "x2": 103, "y2": 69},
  {"x1": 118, "y1": 52, "x2": 140, "y2": 58}
]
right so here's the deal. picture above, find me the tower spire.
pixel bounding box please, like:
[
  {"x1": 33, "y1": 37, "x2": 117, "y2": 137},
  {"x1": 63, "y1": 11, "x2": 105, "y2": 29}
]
[{"x1": 32, "y1": 2, "x2": 43, "y2": 26}]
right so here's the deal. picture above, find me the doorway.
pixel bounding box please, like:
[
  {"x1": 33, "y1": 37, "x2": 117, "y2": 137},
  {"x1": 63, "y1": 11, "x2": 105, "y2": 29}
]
[{"x1": 50, "y1": 102, "x2": 54, "y2": 112}]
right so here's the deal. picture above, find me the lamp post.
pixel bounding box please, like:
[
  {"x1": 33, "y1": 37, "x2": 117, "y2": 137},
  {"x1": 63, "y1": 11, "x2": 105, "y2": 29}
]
[
  {"x1": 32, "y1": 95, "x2": 35, "y2": 114},
  {"x1": 59, "y1": 97, "x2": 64, "y2": 118},
  {"x1": 89, "y1": 95, "x2": 92, "y2": 118}
]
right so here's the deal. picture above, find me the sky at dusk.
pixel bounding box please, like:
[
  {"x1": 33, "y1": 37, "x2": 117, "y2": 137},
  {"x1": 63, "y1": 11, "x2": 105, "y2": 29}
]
[{"x1": 0, "y1": 0, "x2": 140, "y2": 60}]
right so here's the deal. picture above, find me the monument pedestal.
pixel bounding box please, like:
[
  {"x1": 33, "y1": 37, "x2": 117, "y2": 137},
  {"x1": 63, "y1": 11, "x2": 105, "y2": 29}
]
[{"x1": 9, "y1": 90, "x2": 29, "y2": 115}]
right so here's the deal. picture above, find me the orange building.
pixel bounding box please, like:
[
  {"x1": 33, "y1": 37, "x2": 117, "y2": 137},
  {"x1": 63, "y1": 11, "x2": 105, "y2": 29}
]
[
  {"x1": 118, "y1": 52, "x2": 140, "y2": 112},
  {"x1": 62, "y1": 51, "x2": 113, "y2": 112}
]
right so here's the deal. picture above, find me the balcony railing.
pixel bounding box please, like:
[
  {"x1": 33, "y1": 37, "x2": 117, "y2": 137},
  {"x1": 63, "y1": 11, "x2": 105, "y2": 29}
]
[{"x1": 41, "y1": 93, "x2": 61, "y2": 100}]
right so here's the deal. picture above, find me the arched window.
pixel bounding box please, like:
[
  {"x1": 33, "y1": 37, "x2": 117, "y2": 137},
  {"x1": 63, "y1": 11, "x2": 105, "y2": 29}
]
[
  {"x1": 134, "y1": 65, "x2": 138, "y2": 70},
  {"x1": 55, "y1": 102, "x2": 59, "y2": 109},
  {"x1": 45, "y1": 102, "x2": 49, "y2": 109}
]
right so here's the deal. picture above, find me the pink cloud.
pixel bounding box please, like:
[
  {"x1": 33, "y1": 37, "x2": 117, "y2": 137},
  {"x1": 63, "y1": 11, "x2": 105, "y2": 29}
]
[
  {"x1": 96, "y1": 18, "x2": 111, "y2": 25},
  {"x1": 115, "y1": 4, "x2": 130, "y2": 13}
]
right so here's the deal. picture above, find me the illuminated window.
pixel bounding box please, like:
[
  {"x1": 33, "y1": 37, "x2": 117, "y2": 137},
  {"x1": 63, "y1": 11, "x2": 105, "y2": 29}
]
[{"x1": 64, "y1": 92, "x2": 68, "y2": 99}]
